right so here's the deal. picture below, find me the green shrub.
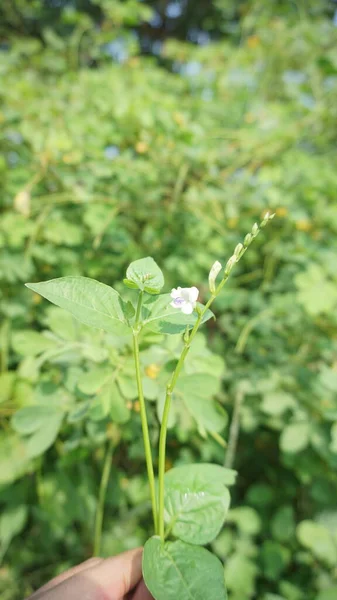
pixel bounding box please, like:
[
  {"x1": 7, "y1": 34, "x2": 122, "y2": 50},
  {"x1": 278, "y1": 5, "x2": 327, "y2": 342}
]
[{"x1": 1, "y1": 3, "x2": 337, "y2": 598}]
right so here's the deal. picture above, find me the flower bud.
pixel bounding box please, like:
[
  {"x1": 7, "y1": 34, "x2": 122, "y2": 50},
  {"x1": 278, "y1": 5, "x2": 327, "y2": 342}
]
[
  {"x1": 251, "y1": 223, "x2": 259, "y2": 236},
  {"x1": 261, "y1": 211, "x2": 275, "y2": 227},
  {"x1": 234, "y1": 243, "x2": 243, "y2": 258},
  {"x1": 244, "y1": 233, "x2": 252, "y2": 247},
  {"x1": 225, "y1": 255, "x2": 236, "y2": 274},
  {"x1": 208, "y1": 260, "x2": 222, "y2": 293}
]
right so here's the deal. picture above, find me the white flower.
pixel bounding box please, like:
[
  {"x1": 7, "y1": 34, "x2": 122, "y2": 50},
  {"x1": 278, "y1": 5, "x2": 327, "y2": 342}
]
[{"x1": 170, "y1": 286, "x2": 199, "y2": 315}]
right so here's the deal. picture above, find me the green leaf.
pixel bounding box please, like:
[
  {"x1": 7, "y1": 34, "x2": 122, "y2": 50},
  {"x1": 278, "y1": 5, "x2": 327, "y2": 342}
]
[
  {"x1": 25, "y1": 277, "x2": 129, "y2": 335},
  {"x1": 11, "y1": 405, "x2": 64, "y2": 458},
  {"x1": 319, "y1": 367, "x2": 337, "y2": 392},
  {"x1": 0, "y1": 433, "x2": 30, "y2": 486},
  {"x1": 280, "y1": 422, "x2": 311, "y2": 453},
  {"x1": 121, "y1": 299, "x2": 136, "y2": 320},
  {"x1": 12, "y1": 330, "x2": 58, "y2": 356},
  {"x1": 12, "y1": 404, "x2": 63, "y2": 435},
  {"x1": 261, "y1": 392, "x2": 295, "y2": 416},
  {"x1": 118, "y1": 373, "x2": 138, "y2": 400},
  {"x1": 0, "y1": 505, "x2": 28, "y2": 561},
  {"x1": 143, "y1": 294, "x2": 214, "y2": 335},
  {"x1": 0, "y1": 372, "x2": 15, "y2": 404},
  {"x1": 125, "y1": 257, "x2": 164, "y2": 294},
  {"x1": 227, "y1": 507, "x2": 262, "y2": 535},
  {"x1": 225, "y1": 554, "x2": 258, "y2": 597},
  {"x1": 110, "y1": 383, "x2": 130, "y2": 424},
  {"x1": 25, "y1": 412, "x2": 64, "y2": 458},
  {"x1": 67, "y1": 401, "x2": 90, "y2": 423},
  {"x1": 317, "y1": 587, "x2": 337, "y2": 600},
  {"x1": 88, "y1": 383, "x2": 130, "y2": 424},
  {"x1": 164, "y1": 463, "x2": 233, "y2": 545},
  {"x1": 143, "y1": 537, "x2": 227, "y2": 600},
  {"x1": 297, "y1": 520, "x2": 337, "y2": 566},
  {"x1": 295, "y1": 264, "x2": 337, "y2": 316},
  {"x1": 143, "y1": 376, "x2": 159, "y2": 400},
  {"x1": 261, "y1": 541, "x2": 290, "y2": 581},
  {"x1": 271, "y1": 506, "x2": 295, "y2": 542},
  {"x1": 176, "y1": 374, "x2": 227, "y2": 433},
  {"x1": 77, "y1": 366, "x2": 111, "y2": 395}
]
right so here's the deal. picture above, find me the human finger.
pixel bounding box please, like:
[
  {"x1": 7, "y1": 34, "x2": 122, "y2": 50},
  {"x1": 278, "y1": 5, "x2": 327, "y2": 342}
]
[
  {"x1": 131, "y1": 579, "x2": 153, "y2": 600},
  {"x1": 27, "y1": 558, "x2": 103, "y2": 599},
  {"x1": 86, "y1": 546, "x2": 143, "y2": 597}
]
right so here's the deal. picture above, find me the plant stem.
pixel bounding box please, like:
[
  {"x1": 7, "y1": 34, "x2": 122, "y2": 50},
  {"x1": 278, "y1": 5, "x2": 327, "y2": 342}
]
[
  {"x1": 133, "y1": 291, "x2": 158, "y2": 532},
  {"x1": 225, "y1": 389, "x2": 244, "y2": 469},
  {"x1": 135, "y1": 290, "x2": 143, "y2": 325},
  {"x1": 93, "y1": 438, "x2": 114, "y2": 556}
]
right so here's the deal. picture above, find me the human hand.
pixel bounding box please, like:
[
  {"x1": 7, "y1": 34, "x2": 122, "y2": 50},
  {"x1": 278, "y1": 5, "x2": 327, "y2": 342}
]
[{"x1": 27, "y1": 547, "x2": 153, "y2": 600}]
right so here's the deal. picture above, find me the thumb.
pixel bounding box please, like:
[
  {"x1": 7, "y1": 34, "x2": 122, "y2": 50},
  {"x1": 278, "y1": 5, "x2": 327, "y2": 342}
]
[
  {"x1": 31, "y1": 547, "x2": 144, "y2": 600},
  {"x1": 86, "y1": 547, "x2": 144, "y2": 598}
]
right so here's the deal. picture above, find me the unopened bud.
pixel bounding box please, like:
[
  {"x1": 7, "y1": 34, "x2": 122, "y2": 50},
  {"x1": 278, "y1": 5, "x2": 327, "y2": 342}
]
[
  {"x1": 261, "y1": 211, "x2": 275, "y2": 227},
  {"x1": 251, "y1": 223, "x2": 259, "y2": 236},
  {"x1": 225, "y1": 255, "x2": 236, "y2": 273},
  {"x1": 208, "y1": 260, "x2": 222, "y2": 293},
  {"x1": 234, "y1": 243, "x2": 243, "y2": 258},
  {"x1": 244, "y1": 233, "x2": 253, "y2": 246}
]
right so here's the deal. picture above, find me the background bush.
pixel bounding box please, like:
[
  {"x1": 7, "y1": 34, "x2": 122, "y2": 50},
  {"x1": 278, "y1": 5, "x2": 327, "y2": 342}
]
[{"x1": 1, "y1": 1, "x2": 337, "y2": 599}]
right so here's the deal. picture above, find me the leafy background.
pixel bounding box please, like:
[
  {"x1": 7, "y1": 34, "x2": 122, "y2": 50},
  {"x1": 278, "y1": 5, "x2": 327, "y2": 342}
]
[{"x1": 1, "y1": 1, "x2": 337, "y2": 598}]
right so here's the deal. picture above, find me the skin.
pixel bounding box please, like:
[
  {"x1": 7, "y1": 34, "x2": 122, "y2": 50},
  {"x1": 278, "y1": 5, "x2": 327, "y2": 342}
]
[{"x1": 27, "y1": 547, "x2": 153, "y2": 600}]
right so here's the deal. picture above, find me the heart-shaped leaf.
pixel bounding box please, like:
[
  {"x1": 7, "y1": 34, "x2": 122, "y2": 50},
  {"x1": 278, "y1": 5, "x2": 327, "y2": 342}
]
[
  {"x1": 164, "y1": 463, "x2": 235, "y2": 545},
  {"x1": 143, "y1": 537, "x2": 227, "y2": 600}
]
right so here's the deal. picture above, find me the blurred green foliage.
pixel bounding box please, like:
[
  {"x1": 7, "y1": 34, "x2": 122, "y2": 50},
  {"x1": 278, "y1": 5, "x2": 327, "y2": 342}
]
[{"x1": 1, "y1": 1, "x2": 337, "y2": 599}]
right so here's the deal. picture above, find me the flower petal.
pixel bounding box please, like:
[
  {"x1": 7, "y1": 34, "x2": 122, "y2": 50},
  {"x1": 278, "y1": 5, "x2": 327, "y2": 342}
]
[
  {"x1": 181, "y1": 302, "x2": 194, "y2": 315},
  {"x1": 189, "y1": 286, "x2": 199, "y2": 303},
  {"x1": 170, "y1": 287, "x2": 181, "y2": 299},
  {"x1": 179, "y1": 288, "x2": 191, "y2": 301}
]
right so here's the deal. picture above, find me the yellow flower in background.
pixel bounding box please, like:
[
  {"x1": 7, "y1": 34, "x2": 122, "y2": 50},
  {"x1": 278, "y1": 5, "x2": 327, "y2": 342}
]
[
  {"x1": 145, "y1": 364, "x2": 161, "y2": 379},
  {"x1": 276, "y1": 207, "x2": 288, "y2": 217},
  {"x1": 296, "y1": 219, "x2": 312, "y2": 232},
  {"x1": 135, "y1": 141, "x2": 149, "y2": 154},
  {"x1": 247, "y1": 35, "x2": 260, "y2": 49}
]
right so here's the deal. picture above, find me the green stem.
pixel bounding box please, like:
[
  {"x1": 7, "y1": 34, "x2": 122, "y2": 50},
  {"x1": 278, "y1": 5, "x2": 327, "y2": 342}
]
[
  {"x1": 225, "y1": 389, "x2": 244, "y2": 469},
  {"x1": 135, "y1": 290, "x2": 144, "y2": 325},
  {"x1": 133, "y1": 291, "x2": 157, "y2": 532},
  {"x1": 93, "y1": 438, "x2": 114, "y2": 556}
]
